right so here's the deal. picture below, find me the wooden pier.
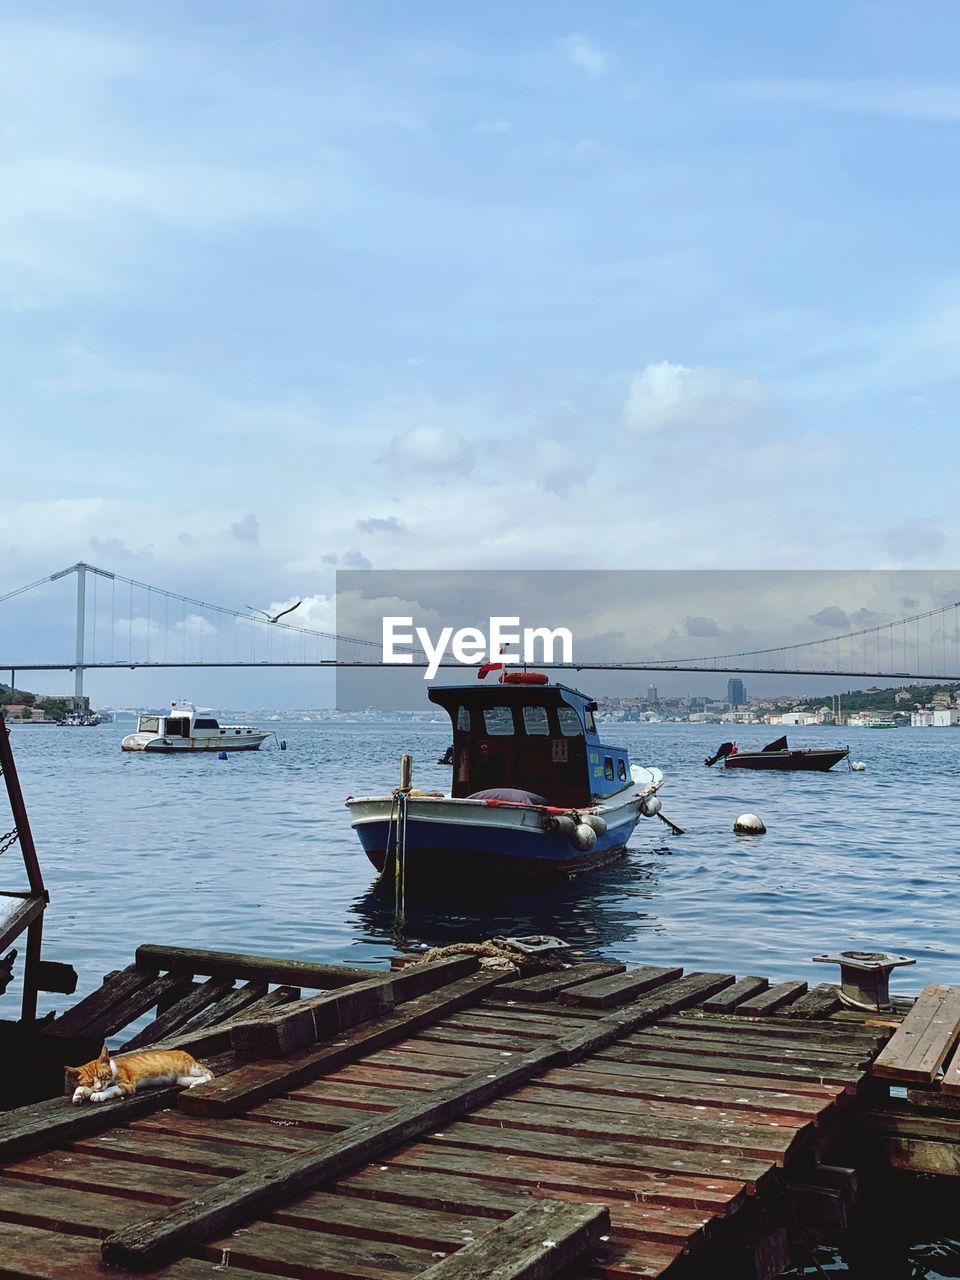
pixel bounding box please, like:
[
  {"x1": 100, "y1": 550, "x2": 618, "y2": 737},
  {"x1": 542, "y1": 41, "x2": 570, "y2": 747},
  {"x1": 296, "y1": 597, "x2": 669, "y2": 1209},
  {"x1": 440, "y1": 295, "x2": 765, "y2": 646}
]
[{"x1": 7, "y1": 943, "x2": 957, "y2": 1279}]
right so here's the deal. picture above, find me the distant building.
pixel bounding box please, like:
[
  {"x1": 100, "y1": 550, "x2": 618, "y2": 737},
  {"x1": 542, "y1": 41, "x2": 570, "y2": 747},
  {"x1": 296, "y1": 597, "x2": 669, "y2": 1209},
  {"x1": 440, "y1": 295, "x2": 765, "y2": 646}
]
[
  {"x1": 727, "y1": 678, "x2": 746, "y2": 707},
  {"x1": 912, "y1": 711, "x2": 935, "y2": 727},
  {"x1": 933, "y1": 708, "x2": 960, "y2": 727},
  {"x1": 894, "y1": 689, "x2": 912, "y2": 703},
  {"x1": 646, "y1": 685, "x2": 659, "y2": 705}
]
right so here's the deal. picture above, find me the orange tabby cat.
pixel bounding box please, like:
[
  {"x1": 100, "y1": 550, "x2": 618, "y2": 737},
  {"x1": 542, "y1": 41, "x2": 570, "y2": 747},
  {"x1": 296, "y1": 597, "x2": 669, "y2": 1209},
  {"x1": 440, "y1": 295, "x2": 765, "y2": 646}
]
[{"x1": 67, "y1": 1045, "x2": 213, "y2": 1104}]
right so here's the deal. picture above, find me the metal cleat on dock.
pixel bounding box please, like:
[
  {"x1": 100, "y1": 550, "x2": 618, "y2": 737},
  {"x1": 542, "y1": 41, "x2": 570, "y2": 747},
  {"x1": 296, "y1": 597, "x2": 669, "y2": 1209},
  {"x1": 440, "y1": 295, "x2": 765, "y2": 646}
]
[{"x1": 812, "y1": 949, "x2": 916, "y2": 1011}]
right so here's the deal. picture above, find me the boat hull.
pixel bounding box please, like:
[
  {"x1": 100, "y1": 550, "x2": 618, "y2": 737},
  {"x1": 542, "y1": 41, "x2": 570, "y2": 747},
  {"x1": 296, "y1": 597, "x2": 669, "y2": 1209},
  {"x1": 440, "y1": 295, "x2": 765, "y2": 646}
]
[
  {"x1": 724, "y1": 748, "x2": 848, "y2": 772},
  {"x1": 347, "y1": 786, "x2": 655, "y2": 881},
  {"x1": 121, "y1": 733, "x2": 267, "y2": 752}
]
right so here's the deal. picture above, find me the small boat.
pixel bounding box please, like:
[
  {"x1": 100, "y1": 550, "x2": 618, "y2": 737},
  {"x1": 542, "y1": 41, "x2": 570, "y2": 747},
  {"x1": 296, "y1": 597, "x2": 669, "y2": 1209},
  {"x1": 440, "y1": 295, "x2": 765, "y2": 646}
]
[
  {"x1": 346, "y1": 674, "x2": 667, "y2": 880},
  {"x1": 862, "y1": 716, "x2": 898, "y2": 729},
  {"x1": 705, "y1": 735, "x2": 849, "y2": 772},
  {"x1": 121, "y1": 702, "x2": 270, "y2": 753}
]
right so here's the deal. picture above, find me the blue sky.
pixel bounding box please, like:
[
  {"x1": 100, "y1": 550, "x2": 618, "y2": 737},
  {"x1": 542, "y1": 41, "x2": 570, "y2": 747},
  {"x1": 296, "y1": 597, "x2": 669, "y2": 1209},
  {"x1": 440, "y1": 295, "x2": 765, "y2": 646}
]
[{"x1": 2, "y1": 2, "x2": 959, "y2": 703}]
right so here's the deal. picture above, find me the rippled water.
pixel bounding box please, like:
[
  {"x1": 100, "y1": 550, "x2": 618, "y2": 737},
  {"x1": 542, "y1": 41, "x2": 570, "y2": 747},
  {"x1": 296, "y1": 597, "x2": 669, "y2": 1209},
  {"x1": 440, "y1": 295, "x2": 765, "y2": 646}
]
[
  {"x1": 9, "y1": 718, "x2": 958, "y2": 1008},
  {"x1": 6, "y1": 717, "x2": 959, "y2": 1277}
]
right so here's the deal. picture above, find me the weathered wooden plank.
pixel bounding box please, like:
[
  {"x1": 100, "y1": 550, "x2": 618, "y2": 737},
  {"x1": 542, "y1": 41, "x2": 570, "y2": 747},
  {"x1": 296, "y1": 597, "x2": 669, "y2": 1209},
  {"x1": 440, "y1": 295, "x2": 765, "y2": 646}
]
[
  {"x1": 779, "y1": 984, "x2": 842, "y2": 1021},
  {"x1": 82, "y1": 972, "x2": 195, "y2": 1043},
  {"x1": 702, "y1": 977, "x2": 769, "y2": 1013},
  {"x1": 135, "y1": 943, "x2": 379, "y2": 989},
  {"x1": 665, "y1": 1012, "x2": 888, "y2": 1048},
  {"x1": 2, "y1": 1145, "x2": 214, "y2": 1201},
  {"x1": 558, "y1": 966, "x2": 683, "y2": 1010},
  {"x1": 102, "y1": 1046, "x2": 562, "y2": 1269},
  {"x1": 231, "y1": 977, "x2": 395, "y2": 1059},
  {"x1": 383, "y1": 1142, "x2": 747, "y2": 1214},
  {"x1": 415, "y1": 1199, "x2": 610, "y2": 1280},
  {"x1": 180, "y1": 971, "x2": 507, "y2": 1118},
  {"x1": 941, "y1": 1036, "x2": 960, "y2": 1096},
  {"x1": 389, "y1": 954, "x2": 479, "y2": 999},
  {"x1": 873, "y1": 983, "x2": 960, "y2": 1083},
  {"x1": 0, "y1": 1221, "x2": 274, "y2": 1280},
  {"x1": 177, "y1": 979, "x2": 268, "y2": 1031},
  {"x1": 556, "y1": 973, "x2": 737, "y2": 1063},
  {"x1": 197, "y1": 1219, "x2": 438, "y2": 1280},
  {"x1": 428, "y1": 1120, "x2": 773, "y2": 1185},
  {"x1": 0, "y1": 1090, "x2": 182, "y2": 1166},
  {"x1": 43, "y1": 963, "x2": 155, "y2": 1038},
  {"x1": 735, "y1": 981, "x2": 809, "y2": 1015},
  {"x1": 496, "y1": 963, "x2": 627, "y2": 1002},
  {"x1": 598, "y1": 1041, "x2": 863, "y2": 1089},
  {"x1": 119, "y1": 977, "x2": 236, "y2": 1051}
]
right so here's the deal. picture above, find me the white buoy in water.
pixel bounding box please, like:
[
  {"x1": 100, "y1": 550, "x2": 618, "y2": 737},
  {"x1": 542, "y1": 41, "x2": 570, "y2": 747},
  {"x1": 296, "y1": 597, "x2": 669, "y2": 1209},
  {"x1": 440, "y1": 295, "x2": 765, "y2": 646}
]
[
  {"x1": 734, "y1": 813, "x2": 766, "y2": 835},
  {"x1": 851, "y1": 761, "x2": 867, "y2": 771}
]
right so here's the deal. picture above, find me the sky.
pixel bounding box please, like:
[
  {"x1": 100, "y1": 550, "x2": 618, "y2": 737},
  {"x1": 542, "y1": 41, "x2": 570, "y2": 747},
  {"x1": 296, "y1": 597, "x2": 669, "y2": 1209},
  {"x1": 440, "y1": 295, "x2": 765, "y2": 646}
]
[{"x1": 2, "y1": 1, "x2": 959, "y2": 706}]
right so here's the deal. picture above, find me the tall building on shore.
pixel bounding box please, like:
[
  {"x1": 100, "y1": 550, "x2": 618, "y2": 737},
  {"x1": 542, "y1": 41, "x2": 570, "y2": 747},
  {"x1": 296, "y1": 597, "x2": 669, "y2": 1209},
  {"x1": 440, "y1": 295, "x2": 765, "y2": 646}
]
[
  {"x1": 646, "y1": 684, "x2": 659, "y2": 705},
  {"x1": 727, "y1": 678, "x2": 746, "y2": 707}
]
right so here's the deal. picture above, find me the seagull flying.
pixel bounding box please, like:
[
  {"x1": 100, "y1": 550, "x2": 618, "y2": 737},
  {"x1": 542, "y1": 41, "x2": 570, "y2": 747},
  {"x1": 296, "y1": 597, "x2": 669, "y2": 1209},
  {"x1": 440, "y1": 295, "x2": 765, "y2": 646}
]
[{"x1": 246, "y1": 600, "x2": 303, "y2": 624}]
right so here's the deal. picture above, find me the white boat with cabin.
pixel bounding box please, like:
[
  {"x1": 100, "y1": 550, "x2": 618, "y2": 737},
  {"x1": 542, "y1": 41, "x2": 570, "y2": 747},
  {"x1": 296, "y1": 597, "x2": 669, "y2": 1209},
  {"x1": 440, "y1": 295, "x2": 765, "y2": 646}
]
[{"x1": 121, "y1": 702, "x2": 270, "y2": 753}]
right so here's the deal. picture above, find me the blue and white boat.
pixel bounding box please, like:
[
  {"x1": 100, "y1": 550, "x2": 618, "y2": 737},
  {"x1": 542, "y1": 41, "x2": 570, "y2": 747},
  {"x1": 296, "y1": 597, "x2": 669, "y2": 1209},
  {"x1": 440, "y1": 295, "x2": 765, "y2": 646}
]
[{"x1": 345, "y1": 674, "x2": 666, "y2": 879}]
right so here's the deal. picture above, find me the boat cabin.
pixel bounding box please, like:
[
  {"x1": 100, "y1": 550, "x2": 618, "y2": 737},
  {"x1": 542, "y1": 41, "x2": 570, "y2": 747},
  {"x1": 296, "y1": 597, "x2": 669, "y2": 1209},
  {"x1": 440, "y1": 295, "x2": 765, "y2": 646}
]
[
  {"x1": 428, "y1": 678, "x2": 630, "y2": 808},
  {"x1": 134, "y1": 710, "x2": 222, "y2": 739}
]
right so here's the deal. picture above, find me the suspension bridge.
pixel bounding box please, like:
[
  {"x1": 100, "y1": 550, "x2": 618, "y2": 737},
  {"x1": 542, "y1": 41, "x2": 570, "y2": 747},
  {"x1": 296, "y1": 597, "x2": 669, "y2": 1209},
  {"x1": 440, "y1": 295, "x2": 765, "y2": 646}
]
[{"x1": 1, "y1": 562, "x2": 959, "y2": 696}]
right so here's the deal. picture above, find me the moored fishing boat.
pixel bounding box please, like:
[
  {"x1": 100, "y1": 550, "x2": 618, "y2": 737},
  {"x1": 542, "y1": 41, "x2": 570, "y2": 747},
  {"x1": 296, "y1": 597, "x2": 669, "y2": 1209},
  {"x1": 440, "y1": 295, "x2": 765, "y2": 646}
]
[
  {"x1": 345, "y1": 673, "x2": 668, "y2": 879},
  {"x1": 705, "y1": 735, "x2": 849, "y2": 772},
  {"x1": 120, "y1": 702, "x2": 270, "y2": 753}
]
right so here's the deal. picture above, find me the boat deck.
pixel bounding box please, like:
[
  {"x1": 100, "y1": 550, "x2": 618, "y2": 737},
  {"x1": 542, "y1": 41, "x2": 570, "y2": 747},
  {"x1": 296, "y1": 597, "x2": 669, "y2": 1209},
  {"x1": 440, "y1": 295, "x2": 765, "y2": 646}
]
[{"x1": 0, "y1": 946, "x2": 898, "y2": 1279}]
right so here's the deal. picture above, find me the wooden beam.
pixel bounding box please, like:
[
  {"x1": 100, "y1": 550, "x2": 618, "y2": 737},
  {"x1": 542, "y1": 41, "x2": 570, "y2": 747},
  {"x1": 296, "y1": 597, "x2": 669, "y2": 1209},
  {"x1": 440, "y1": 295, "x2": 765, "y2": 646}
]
[
  {"x1": 118, "y1": 976, "x2": 235, "y2": 1051},
  {"x1": 873, "y1": 984, "x2": 960, "y2": 1083},
  {"x1": 415, "y1": 1200, "x2": 610, "y2": 1280},
  {"x1": 179, "y1": 970, "x2": 508, "y2": 1118},
  {"x1": 0, "y1": 893, "x2": 45, "y2": 956},
  {"x1": 558, "y1": 965, "x2": 682, "y2": 1010},
  {"x1": 702, "y1": 977, "x2": 769, "y2": 1013},
  {"x1": 134, "y1": 943, "x2": 379, "y2": 989},
  {"x1": 736, "y1": 981, "x2": 808, "y2": 1015},
  {"x1": 941, "y1": 1037, "x2": 960, "y2": 1096},
  {"x1": 102, "y1": 1044, "x2": 564, "y2": 1270},
  {"x1": 496, "y1": 962, "x2": 626, "y2": 1002},
  {"x1": 555, "y1": 973, "x2": 737, "y2": 1063},
  {"x1": 231, "y1": 977, "x2": 395, "y2": 1059},
  {"x1": 44, "y1": 963, "x2": 156, "y2": 1038},
  {"x1": 780, "y1": 984, "x2": 841, "y2": 1020}
]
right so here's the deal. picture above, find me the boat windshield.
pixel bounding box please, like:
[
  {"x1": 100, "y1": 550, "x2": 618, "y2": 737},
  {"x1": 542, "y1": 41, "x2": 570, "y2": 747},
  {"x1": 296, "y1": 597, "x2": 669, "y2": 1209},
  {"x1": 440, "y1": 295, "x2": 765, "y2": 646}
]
[{"x1": 138, "y1": 716, "x2": 160, "y2": 733}]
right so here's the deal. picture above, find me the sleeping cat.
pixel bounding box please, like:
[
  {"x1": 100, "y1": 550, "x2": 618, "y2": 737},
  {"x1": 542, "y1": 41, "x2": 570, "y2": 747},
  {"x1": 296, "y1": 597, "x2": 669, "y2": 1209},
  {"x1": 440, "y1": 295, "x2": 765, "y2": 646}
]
[{"x1": 67, "y1": 1046, "x2": 213, "y2": 1104}]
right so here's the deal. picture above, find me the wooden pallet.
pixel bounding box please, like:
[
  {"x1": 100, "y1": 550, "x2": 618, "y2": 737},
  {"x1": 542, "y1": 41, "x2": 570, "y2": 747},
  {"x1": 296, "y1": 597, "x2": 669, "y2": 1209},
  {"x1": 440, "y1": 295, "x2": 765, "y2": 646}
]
[{"x1": 0, "y1": 950, "x2": 894, "y2": 1280}]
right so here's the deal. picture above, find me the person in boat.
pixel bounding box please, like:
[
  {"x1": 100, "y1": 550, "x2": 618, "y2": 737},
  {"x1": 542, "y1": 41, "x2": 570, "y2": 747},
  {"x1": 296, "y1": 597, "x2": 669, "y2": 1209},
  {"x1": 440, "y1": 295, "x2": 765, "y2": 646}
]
[
  {"x1": 437, "y1": 744, "x2": 454, "y2": 766},
  {"x1": 704, "y1": 741, "x2": 738, "y2": 767}
]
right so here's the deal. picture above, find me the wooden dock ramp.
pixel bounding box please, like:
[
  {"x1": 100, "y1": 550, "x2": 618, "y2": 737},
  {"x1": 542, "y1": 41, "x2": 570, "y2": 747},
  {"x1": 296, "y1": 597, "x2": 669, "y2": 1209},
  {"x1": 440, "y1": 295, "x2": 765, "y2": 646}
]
[{"x1": 0, "y1": 947, "x2": 895, "y2": 1279}]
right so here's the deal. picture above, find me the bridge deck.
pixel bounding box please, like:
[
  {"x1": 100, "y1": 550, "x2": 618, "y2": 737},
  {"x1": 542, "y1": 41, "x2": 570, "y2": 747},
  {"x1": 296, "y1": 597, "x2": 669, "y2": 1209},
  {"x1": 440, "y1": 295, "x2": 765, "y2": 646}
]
[{"x1": 0, "y1": 951, "x2": 893, "y2": 1279}]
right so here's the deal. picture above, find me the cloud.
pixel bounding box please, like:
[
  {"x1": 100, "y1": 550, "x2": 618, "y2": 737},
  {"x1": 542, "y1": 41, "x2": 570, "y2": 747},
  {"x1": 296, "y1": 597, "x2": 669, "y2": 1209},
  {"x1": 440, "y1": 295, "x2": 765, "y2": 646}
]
[
  {"x1": 342, "y1": 549, "x2": 372, "y2": 570},
  {"x1": 229, "y1": 514, "x2": 260, "y2": 544},
  {"x1": 623, "y1": 361, "x2": 770, "y2": 436},
  {"x1": 880, "y1": 519, "x2": 945, "y2": 562},
  {"x1": 386, "y1": 424, "x2": 474, "y2": 473},
  {"x1": 356, "y1": 516, "x2": 406, "y2": 535},
  {"x1": 809, "y1": 606, "x2": 850, "y2": 631},
  {"x1": 560, "y1": 34, "x2": 609, "y2": 77},
  {"x1": 475, "y1": 118, "x2": 512, "y2": 135},
  {"x1": 683, "y1": 615, "x2": 719, "y2": 638}
]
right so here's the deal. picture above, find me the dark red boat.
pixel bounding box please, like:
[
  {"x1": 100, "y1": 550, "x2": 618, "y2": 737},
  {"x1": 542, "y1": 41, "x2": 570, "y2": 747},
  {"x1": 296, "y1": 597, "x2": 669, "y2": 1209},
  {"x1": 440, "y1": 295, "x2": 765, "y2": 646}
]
[{"x1": 705, "y1": 736, "x2": 849, "y2": 772}]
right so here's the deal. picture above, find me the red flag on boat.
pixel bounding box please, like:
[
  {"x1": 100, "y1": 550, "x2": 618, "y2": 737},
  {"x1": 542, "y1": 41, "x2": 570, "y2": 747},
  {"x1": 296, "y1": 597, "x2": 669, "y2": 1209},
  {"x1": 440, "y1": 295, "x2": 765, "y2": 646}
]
[{"x1": 478, "y1": 646, "x2": 506, "y2": 679}]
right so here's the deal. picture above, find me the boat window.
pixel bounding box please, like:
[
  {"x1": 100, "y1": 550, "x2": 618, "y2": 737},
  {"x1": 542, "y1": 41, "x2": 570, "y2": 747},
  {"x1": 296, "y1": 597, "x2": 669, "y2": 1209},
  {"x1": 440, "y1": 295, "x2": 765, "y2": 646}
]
[
  {"x1": 557, "y1": 706, "x2": 583, "y2": 736},
  {"x1": 483, "y1": 706, "x2": 514, "y2": 736},
  {"x1": 165, "y1": 717, "x2": 190, "y2": 737},
  {"x1": 194, "y1": 718, "x2": 218, "y2": 729},
  {"x1": 521, "y1": 706, "x2": 549, "y2": 736},
  {"x1": 585, "y1": 708, "x2": 597, "y2": 734},
  {"x1": 604, "y1": 756, "x2": 615, "y2": 781},
  {"x1": 138, "y1": 716, "x2": 160, "y2": 733},
  {"x1": 618, "y1": 759, "x2": 627, "y2": 782},
  {"x1": 457, "y1": 706, "x2": 470, "y2": 732}
]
